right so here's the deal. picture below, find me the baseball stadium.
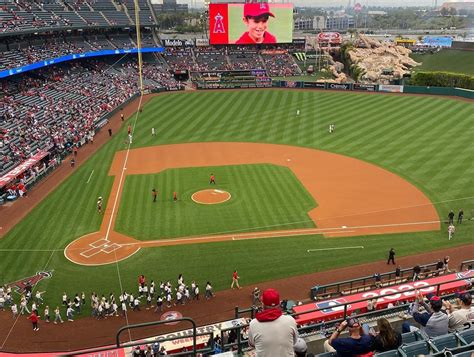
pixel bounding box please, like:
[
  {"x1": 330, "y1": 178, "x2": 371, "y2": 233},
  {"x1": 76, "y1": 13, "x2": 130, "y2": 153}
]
[{"x1": 0, "y1": 0, "x2": 473, "y2": 356}]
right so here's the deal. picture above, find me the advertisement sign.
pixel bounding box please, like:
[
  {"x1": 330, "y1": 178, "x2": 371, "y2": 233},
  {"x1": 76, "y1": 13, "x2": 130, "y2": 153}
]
[
  {"x1": 293, "y1": 271, "x2": 473, "y2": 325},
  {"x1": 292, "y1": 38, "x2": 306, "y2": 46},
  {"x1": 195, "y1": 38, "x2": 210, "y2": 46},
  {"x1": 0, "y1": 47, "x2": 165, "y2": 79},
  {"x1": 327, "y1": 82, "x2": 352, "y2": 91},
  {"x1": 317, "y1": 32, "x2": 342, "y2": 45},
  {"x1": 379, "y1": 84, "x2": 404, "y2": 93},
  {"x1": 162, "y1": 39, "x2": 194, "y2": 47},
  {"x1": 209, "y1": 3, "x2": 293, "y2": 45},
  {"x1": 304, "y1": 82, "x2": 326, "y2": 89},
  {"x1": 423, "y1": 36, "x2": 453, "y2": 48},
  {"x1": 0, "y1": 151, "x2": 49, "y2": 188},
  {"x1": 353, "y1": 83, "x2": 377, "y2": 91}
]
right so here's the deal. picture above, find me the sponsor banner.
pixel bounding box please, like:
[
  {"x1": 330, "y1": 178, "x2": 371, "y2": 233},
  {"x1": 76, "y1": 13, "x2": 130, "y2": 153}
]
[
  {"x1": 0, "y1": 151, "x2": 49, "y2": 188},
  {"x1": 317, "y1": 32, "x2": 342, "y2": 44},
  {"x1": 162, "y1": 39, "x2": 194, "y2": 47},
  {"x1": 294, "y1": 270, "x2": 474, "y2": 325},
  {"x1": 379, "y1": 84, "x2": 404, "y2": 93},
  {"x1": 353, "y1": 83, "x2": 378, "y2": 91},
  {"x1": 281, "y1": 81, "x2": 303, "y2": 88},
  {"x1": 261, "y1": 49, "x2": 287, "y2": 55},
  {"x1": 423, "y1": 36, "x2": 453, "y2": 48},
  {"x1": 0, "y1": 47, "x2": 165, "y2": 79},
  {"x1": 292, "y1": 38, "x2": 306, "y2": 46},
  {"x1": 209, "y1": 3, "x2": 293, "y2": 45},
  {"x1": 294, "y1": 52, "x2": 306, "y2": 61},
  {"x1": 123, "y1": 318, "x2": 248, "y2": 354},
  {"x1": 304, "y1": 82, "x2": 326, "y2": 89},
  {"x1": 327, "y1": 82, "x2": 352, "y2": 91},
  {"x1": 195, "y1": 38, "x2": 210, "y2": 47}
]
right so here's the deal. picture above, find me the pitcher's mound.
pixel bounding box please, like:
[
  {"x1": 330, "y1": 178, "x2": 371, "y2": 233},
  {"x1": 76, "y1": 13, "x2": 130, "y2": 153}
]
[{"x1": 192, "y1": 189, "x2": 231, "y2": 205}]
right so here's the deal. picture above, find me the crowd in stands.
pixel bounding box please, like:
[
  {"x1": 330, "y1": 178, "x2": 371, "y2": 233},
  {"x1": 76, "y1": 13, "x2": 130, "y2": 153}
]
[
  {"x1": 260, "y1": 50, "x2": 302, "y2": 77},
  {"x1": 163, "y1": 45, "x2": 301, "y2": 76},
  {"x1": 193, "y1": 47, "x2": 231, "y2": 72},
  {"x1": 0, "y1": 0, "x2": 152, "y2": 34},
  {"x1": 0, "y1": 32, "x2": 150, "y2": 71},
  {"x1": 0, "y1": 57, "x2": 179, "y2": 177}
]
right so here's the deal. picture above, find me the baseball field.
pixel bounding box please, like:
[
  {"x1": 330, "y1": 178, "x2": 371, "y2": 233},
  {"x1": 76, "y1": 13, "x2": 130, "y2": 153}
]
[{"x1": 0, "y1": 89, "x2": 473, "y2": 322}]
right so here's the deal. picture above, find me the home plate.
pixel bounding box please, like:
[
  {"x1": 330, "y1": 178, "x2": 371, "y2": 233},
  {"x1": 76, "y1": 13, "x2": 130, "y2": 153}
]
[{"x1": 104, "y1": 244, "x2": 109, "y2": 248}]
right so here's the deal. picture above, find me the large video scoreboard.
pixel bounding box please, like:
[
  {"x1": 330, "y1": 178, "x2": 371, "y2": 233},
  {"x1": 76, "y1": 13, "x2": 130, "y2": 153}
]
[{"x1": 209, "y1": 3, "x2": 293, "y2": 45}]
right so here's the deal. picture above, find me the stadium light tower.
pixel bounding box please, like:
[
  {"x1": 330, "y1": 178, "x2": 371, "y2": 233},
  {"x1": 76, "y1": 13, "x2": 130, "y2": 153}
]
[{"x1": 134, "y1": 0, "x2": 144, "y2": 95}]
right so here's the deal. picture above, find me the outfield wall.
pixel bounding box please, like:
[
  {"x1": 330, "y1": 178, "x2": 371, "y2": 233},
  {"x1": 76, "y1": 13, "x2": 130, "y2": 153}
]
[
  {"x1": 197, "y1": 80, "x2": 474, "y2": 99},
  {"x1": 277, "y1": 81, "x2": 474, "y2": 99}
]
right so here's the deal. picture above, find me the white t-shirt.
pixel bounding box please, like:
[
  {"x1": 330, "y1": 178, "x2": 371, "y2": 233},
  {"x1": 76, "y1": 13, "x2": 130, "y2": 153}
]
[
  {"x1": 448, "y1": 306, "x2": 474, "y2": 331},
  {"x1": 248, "y1": 314, "x2": 298, "y2": 357}
]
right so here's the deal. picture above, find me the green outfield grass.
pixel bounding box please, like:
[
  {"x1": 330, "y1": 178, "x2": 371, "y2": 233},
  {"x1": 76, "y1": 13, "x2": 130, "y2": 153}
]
[
  {"x1": 0, "y1": 89, "x2": 473, "y2": 317},
  {"x1": 272, "y1": 73, "x2": 333, "y2": 82},
  {"x1": 115, "y1": 164, "x2": 316, "y2": 240},
  {"x1": 411, "y1": 49, "x2": 474, "y2": 75}
]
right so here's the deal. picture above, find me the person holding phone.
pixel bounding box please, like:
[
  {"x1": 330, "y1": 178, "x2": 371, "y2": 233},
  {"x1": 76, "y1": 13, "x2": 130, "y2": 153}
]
[{"x1": 324, "y1": 317, "x2": 374, "y2": 355}]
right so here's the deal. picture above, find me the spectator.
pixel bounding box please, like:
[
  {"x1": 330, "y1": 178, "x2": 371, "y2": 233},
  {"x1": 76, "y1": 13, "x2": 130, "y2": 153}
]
[
  {"x1": 294, "y1": 337, "x2": 309, "y2": 357},
  {"x1": 371, "y1": 318, "x2": 402, "y2": 352},
  {"x1": 413, "y1": 265, "x2": 421, "y2": 281},
  {"x1": 444, "y1": 291, "x2": 473, "y2": 331},
  {"x1": 402, "y1": 291, "x2": 448, "y2": 337},
  {"x1": 248, "y1": 288, "x2": 298, "y2": 356},
  {"x1": 324, "y1": 317, "x2": 373, "y2": 356}
]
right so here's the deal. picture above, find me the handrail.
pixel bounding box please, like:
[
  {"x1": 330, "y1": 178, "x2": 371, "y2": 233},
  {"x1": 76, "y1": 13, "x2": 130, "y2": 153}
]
[
  {"x1": 311, "y1": 262, "x2": 439, "y2": 298},
  {"x1": 116, "y1": 317, "x2": 197, "y2": 354},
  {"x1": 294, "y1": 275, "x2": 471, "y2": 322},
  {"x1": 460, "y1": 259, "x2": 474, "y2": 271}
]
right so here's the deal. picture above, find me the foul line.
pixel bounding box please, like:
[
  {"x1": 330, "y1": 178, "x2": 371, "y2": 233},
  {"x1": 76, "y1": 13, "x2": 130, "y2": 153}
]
[
  {"x1": 307, "y1": 246, "x2": 364, "y2": 252},
  {"x1": 0, "y1": 250, "x2": 56, "y2": 349},
  {"x1": 86, "y1": 170, "x2": 94, "y2": 184}
]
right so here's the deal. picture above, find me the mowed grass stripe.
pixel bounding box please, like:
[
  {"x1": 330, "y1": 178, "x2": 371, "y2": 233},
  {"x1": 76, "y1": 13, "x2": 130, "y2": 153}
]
[{"x1": 360, "y1": 98, "x2": 455, "y2": 164}]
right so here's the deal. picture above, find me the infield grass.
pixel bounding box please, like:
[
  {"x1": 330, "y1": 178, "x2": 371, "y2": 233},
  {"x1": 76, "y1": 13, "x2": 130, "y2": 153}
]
[
  {"x1": 0, "y1": 89, "x2": 473, "y2": 315},
  {"x1": 115, "y1": 164, "x2": 316, "y2": 240}
]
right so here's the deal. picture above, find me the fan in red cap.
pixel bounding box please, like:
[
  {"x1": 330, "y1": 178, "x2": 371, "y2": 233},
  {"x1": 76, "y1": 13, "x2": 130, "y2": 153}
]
[
  {"x1": 235, "y1": 3, "x2": 277, "y2": 44},
  {"x1": 248, "y1": 288, "x2": 299, "y2": 356}
]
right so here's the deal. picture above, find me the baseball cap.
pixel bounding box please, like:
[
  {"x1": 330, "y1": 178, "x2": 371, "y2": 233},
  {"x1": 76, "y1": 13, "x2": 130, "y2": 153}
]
[
  {"x1": 347, "y1": 317, "x2": 361, "y2": 328},
  {"x1": 429, "y1": 295, "x2": 443, "y2": 309},
  {"x1": 243, "y1": 3, "x2": 275, "y2": 18},
  {"x1": 262, "y1": 288, "x2": 280, "y2": 307},
  {"x1": 293, "y1": 337, "x2": 307, "y2": 353},
  {"x1": 455, "y1": 291, "x2": 472, "y2": 305}
]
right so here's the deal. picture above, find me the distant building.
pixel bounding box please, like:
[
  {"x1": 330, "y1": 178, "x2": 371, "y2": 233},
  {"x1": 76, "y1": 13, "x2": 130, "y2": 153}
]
[
  {"x1": 294, "y1": 16, "x2": 326, "y2": 31},
  {"x1": 152, "y1": 0, "x2": 188, "y2": 13},
  {"x1": 440, "y1": 2, "x2": 474, "y2": 11},
  {"x1": 326, "y1": 15, "x2": 354, "y2": 30}
]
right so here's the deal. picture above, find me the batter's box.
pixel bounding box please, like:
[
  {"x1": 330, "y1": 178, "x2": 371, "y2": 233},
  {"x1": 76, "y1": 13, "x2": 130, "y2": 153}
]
[
  {"x1": 90, "y1": 239, "x2": 108, "y2": 248},
  {"x1": 102, "y1": 243, "x2": 121, "y2": 253}
]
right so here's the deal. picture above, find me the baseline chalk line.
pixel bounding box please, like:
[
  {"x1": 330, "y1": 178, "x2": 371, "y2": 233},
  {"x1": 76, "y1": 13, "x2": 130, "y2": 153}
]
[
  {"x1": 86, "y1": 170, "x2": 94, "y2": 184},
  {"x1": 307, "y1": 246, "x2": 364, "y2": 253}
]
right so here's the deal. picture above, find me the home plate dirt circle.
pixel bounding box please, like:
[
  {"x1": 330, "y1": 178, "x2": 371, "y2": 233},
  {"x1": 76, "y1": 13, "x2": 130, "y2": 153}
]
[{"x1": 191, "y1": 189, "x2": 231, "y2": 205}]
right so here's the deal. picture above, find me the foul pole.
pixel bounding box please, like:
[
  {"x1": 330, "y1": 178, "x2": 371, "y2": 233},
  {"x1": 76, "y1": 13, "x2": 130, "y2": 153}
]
[{"x1": 134, "y1": 0, "x2": 144, "y2": 95}]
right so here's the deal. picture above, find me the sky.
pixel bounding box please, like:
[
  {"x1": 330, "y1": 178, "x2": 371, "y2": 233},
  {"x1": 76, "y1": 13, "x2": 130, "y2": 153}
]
[{"x1": 174, "y1": 0, "x2": 472, "y2": 8}]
